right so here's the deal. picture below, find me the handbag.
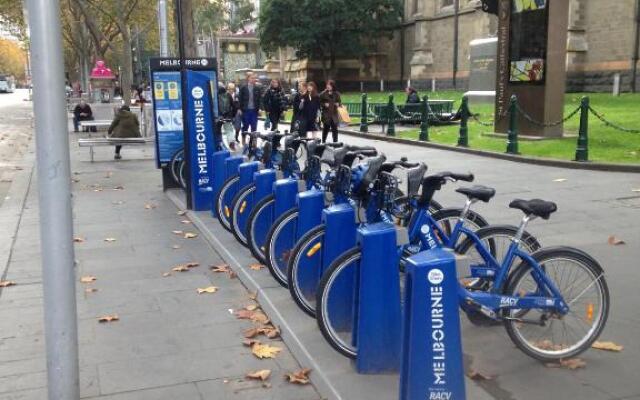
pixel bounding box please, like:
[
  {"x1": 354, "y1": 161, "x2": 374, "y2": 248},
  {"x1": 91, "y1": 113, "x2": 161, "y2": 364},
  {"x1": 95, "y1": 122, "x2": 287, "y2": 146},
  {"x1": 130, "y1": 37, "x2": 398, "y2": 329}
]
[{"x1": 337, "y1": 105, "x2": 351, "y2": 125}]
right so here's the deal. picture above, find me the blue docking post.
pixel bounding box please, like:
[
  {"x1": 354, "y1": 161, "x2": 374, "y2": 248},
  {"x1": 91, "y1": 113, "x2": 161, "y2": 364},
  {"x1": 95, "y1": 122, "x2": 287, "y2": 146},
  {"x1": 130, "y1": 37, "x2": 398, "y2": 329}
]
[
  {"x1": 212, "y1": 150, "x2": 230, "y2": 198},
  {"x1": 399, "y1": 249, "x2": 466, "y2": 400},
  {"x1": 212, "y1": 155, "x2": 244, "y2": 218},
  {"x1": 320, "y1": 203, "x2": 358, "y2": 331},
  {"x1": 238, "y1": 161, "x2": 260, "y2": 187},
  {"x1": 296, "y1": 189, "x2": 325, "y2": 236},
  {"x1": 273, "y1": 178, "x2": 299, "y2": 216},
  {"x1": 253, "y1": 169, "x2": 277, "y2": 201},
  {"x1": 354, "y1": 222, "x2": 402, "y2": 374}
]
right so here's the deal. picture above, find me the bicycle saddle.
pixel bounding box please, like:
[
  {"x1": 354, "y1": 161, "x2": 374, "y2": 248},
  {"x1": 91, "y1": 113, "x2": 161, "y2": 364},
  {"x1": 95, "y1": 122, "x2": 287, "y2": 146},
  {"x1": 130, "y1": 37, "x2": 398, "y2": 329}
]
[
  {"x1": 419, "y1": 171, "x2": 474, "y2": 206},
  {"x1": 380, "y1": 159, "x2": 421, "y2": 173},
  {"x1": 341, "y1": 149, "x2": 379, "y2": 168},
  {"x1": 509, "y1": 199, "x2": 557, "y2": 220},
  {"x1": 346, "y1": 145, "x2": 376, "y2": 152},
  {"x1": 407, "y1": 163, "x2": 428, "y2": 198},
  {"x1": 456, "y1": 185, "x2": 496, "y2": 203},
  {"x1": 356, "y1": 154, "x2": 387, "y2": 196}
]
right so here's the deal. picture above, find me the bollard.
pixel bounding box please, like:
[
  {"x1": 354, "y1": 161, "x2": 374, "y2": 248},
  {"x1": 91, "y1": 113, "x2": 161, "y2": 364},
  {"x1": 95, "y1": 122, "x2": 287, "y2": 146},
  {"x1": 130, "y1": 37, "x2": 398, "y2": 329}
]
[
  {"x1": 360, "y1": 93, "x2": 369, "y2": 133},
  {"x1": 387, "y1": 94, "x2": 396, "y2": 137},
  {"x1": 575, "y1": 96, "x2": 589, "y2": 162},
  {"x1": 506, "y1": 95, "x2": 519, "y2": 155},
  {"x1": 319, "y1": 203, "x2": 358, "y2": 330},
  {"x1": 420, "y1": 95, "x2": 430, "y2": 142},
  {"x1": 457, "y1": 97, "x2": 469, "y2": 147},
  {"x1": 212, "y1": 150, "x2": 231, "y2": 198},
  {"x1": 400, "y1": 249, "x2": 466, "y2": 400},
  {"x1": 354, "y1": 222, "x2": 402, "y2": 374}
]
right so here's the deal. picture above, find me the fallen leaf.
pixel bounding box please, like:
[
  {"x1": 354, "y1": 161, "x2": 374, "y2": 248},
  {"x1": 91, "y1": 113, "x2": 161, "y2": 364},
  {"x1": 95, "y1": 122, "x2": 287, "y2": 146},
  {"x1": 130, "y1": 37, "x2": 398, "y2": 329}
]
[
  {"x1": 244, "y1": 327, "x2": 259, "y2": 338},
  {"x1": 467, "y1": 370, "x2": 494, "y2": 381},
  {"x1": 608, "y1": 235, "x2": 625, "y2": 246},
  {"x1": 249, "y1": 263, "x2": 265, "y2": 271},
  {"x1": 251, "y1": 343, "x2": 281, "y2": 359},
  {"x1": 71, "y1": 178, "x2": 80, "y2": 183},
  {"x1": 93, "y1": 188, "x2": 103, "y2": 192},
  {"x1": 162, "y1": 272, "x2": 172, "y2": 277},
  {"x1": 249, "y1": 292, "x2": 258, "y2": 300},
  {"x1": 245, "y1": 304, "x2": 258, "y2": 311},
  {"x1": 80, "y1": 276, "x2": 97, "y2": 283},
  {"x1": 235, "y1": 309, "x2": 254, "y2": 320},
  {"x1": 111, "y1": 200, "x2": 125, "y2": 205},
  {"x1": 210, "y1": 264, "x2": 230, "y2": 273},
  {"x1": 184, "y1": 232, "x2": 198, "y2": 239},
  {"x1": 172, "y1": 230, "x2": 184, "y2": 235},
  {"x1": 104, "y1": 238, "x2": 117, "y2": 242},
  {"x1": 177, "y1": 210, "x2": 187, "y2": 216},
  {"x1": 0, "y1": 280, "x2": 17, "y2": 288},
  {"x1": 85, "y1": 288, "x2": 98, "y2": 293},
  {"x1": 181, "y1": 220, "x2": 192, "y2": 224},
  {"x1": 260, "y1": 326, "x2": 280, "y2": 339},
  {"x1": 172, "y1": 245, "x2": 182, "y2": 250},
  {"x1": 228, "y1": 271, "x2": 237, "y2": 279},
  {"x1": 553, "y1": 178, "x2": 567, "y2": 183},
  {"x1": 284, "y1": 368, "x2": 312, "y2": 384},
  {"x1": 246, "y1": 369, "x2": 271, "y2": 381},
  {"x1": 197, "y1": 286, "x2": 219, "y2": 294},
  {"x1": 243, "y1": 338, "x2": 260, "y2": 347},
  {"x1": 113, "y1": 185, "x2": 124, "y2": 191},
  {"x1": 632, "y1": 189, "x2": 640, "y2": 193},
  {"x1": 171, "y1": 262, "x2": 198, "y2": 272},
  {"x1": 73, "y1": 237, "x2": 85, "y2": 243},
  {"x1": 592, "y1": 341, "x2": 624, "y2": 352},
  {"x1": 98, "y1": 314, "x2": 119, "y2": 323},
  {"x1": 223, "y1": 379, "x2": 229, "y2": 384},
  {"x1": 144, "y1": 203, "x2": 157, "y2": 210},
  {"x1": 545, "y1": 358, "x2": 586, "y2": 370}
]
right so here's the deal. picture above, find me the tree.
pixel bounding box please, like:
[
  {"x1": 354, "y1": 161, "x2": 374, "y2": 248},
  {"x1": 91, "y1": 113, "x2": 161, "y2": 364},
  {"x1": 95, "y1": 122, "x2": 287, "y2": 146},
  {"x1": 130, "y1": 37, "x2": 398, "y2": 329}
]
[
  {"x1": 0, "y1": 0, "x2": 27, "y2": 41},
  {"x1": 195, "y1": 0, "x2": 255, "y2": 34},
  {"x1": 0, "y1": 39, "x2": 27, "y2": 80},
  {"x1": 258, "y1": 0, "x2": 402, "y2": 80}
]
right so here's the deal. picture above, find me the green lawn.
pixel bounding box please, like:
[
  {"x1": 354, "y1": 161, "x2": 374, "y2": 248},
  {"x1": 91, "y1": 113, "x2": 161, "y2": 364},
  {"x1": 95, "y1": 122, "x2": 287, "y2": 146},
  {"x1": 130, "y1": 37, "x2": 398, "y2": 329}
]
[{"x1": 339, "y1": 91, "x2": 640, "y2": 164}]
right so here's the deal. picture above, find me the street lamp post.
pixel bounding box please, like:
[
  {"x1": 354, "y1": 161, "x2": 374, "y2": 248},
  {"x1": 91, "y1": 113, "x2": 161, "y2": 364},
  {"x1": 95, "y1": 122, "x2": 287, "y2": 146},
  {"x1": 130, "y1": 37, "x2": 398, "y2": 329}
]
[{"x1": 25, "y1": 0, "x2": 80, "y2": 398}]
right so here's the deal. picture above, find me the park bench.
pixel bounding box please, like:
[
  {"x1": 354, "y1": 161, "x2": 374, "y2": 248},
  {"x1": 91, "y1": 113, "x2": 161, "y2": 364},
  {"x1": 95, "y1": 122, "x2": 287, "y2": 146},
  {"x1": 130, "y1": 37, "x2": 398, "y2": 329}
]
[
  {"x1": 342, "y1": 99, "x2": 455, "y2": 126},
  {"x1": 78, "y1": 137, "x2": 154, "y2": 162}
]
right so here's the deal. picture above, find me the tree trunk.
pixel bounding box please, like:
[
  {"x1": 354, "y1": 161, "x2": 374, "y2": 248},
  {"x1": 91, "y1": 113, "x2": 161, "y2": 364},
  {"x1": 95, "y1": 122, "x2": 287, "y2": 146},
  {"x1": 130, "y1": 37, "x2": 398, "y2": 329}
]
[
  {"x1": 116, "y1": 0, "x2": 133, "y2": 105},
  {"x1": 180, "y1": 0, "x2": 198, "y2": 57}
]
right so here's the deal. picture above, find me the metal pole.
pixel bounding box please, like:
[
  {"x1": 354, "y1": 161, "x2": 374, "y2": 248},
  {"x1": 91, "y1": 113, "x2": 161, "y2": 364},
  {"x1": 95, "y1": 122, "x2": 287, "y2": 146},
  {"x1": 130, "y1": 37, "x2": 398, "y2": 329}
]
[
  {"x1": 575, "y1": 96, "x2": 589, "y2": 162},
  {"x1": 632, "y1": 0, "x2": 640, "y2": 92},
  {"x1": 453, "y1": 0, "x2": 460, "y2": 90},
  {"x1": 26, "y1": 1, "x2": 80, "y2": 399},
  {"x1": 158, "y1": 0, "x2": 169, "y2": 57},
  {"x1": 176, "y1": 0, "x2": 193, "y2": 208}
]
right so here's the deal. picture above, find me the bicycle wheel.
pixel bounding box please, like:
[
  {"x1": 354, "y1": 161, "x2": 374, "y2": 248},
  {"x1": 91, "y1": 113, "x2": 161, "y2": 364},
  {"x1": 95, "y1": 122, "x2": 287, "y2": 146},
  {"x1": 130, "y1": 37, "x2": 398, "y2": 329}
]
[
  {"x1": 504, "y1": 247, "x2": 609, "y2": 362},
  {"x1": 430, "y1": 208, "x2": 489, "y2": 248},
  {"x1": 170, "y1": 149, "x2": 185, "y2": 188},
  {"x1": 287, "y1": 224, "x2": 326, "y2": 316},
  {"x1": 246, "y1": 194, "x2": 276, "y2": 264},
  {"x1": 230, "y1": 184, "x2": 257, "y2": 246},
  {"x1": 316, "y1": 247, "x2": 360, "y2": 358},
  {"x1": 178, "y1": 160, "x2": 187, "y2": 189},
  {"x1": 214, "y1": 175, "x2": 240, "y2": 232},
  {"x1": 264, "y1": 208, "x2": 300, "y2": 288}
]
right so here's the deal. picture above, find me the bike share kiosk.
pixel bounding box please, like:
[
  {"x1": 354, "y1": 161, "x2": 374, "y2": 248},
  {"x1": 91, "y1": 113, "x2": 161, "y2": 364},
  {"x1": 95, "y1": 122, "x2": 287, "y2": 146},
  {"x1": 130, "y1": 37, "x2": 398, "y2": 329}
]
[{"x1": 150, "y1": 57, "x2": 220, "y2": 210}]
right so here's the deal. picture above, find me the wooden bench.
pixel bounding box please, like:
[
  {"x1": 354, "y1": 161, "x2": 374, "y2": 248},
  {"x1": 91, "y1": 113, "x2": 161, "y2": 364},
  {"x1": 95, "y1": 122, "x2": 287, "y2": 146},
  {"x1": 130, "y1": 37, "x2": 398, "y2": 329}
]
[
  {"x1": 78, "y1": 137, "x2": 154, "y2": 162},
  {"x1": 342, "y1": 99, "x2": 456, "y2": 126}
]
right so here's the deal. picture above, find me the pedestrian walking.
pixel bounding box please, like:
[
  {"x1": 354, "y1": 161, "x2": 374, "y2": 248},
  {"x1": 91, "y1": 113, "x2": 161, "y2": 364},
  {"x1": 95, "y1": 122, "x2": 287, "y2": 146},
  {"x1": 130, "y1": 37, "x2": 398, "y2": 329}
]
[
  {"x1": 299, "y1": 82, "x2": 321, "y2": 139},
  {"x1": 262, "y1": 79, "x2": 287, "y2": 132},
  {"x1": 73, "y1": 99, "x2": 94, "y2": 132},
  {"x1": 217, "y1": 83, "x2": 237, "y2": 150},
  {"x1": 108, "y1": 105, "x2": 141, "y2": 160},
  {"x1": 405, "y1": 86, "x2": 420, "y2": 104},
  {"x1": 238, "y1": 72, "x2": 262, "y2": 145},
  {"x1": 319, "y1": 80, "x2": 342, "y2": 143},
  {"x1": 290, "y1": 79, "x2": 306, "y2": 134}
]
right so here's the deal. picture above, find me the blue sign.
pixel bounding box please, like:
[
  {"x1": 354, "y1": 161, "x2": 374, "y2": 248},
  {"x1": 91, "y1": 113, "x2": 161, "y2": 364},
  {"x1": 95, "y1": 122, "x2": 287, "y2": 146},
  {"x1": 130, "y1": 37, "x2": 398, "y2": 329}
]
[
  {"x1": 185, "y1": 70, "x2": 218, "y2": 211},
  {"x1": 151, "y1": 71, "x2": 184, "y2": 167}
]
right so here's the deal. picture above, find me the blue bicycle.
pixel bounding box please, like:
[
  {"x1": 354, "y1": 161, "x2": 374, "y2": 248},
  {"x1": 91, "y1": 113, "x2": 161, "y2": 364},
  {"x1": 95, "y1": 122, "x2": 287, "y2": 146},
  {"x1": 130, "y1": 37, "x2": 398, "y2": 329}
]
[{"x1": 317, "y1": 180, "x2": 609, "y2": 361}]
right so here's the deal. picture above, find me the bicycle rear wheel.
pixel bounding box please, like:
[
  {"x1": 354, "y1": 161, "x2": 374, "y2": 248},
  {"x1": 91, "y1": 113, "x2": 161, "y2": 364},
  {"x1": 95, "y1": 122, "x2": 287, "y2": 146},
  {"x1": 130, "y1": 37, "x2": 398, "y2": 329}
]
[
  {"x1": 230, "y1": 184, "x2": 256, "y2": 246},
  {"x1": 503, "y1": 247, "x2": 609, "y2": 362},
  {"x1": 246, "y1": 195, "x2": 276, "y2": 264},
  {"x1": 287, "y1": 224, "x2": 326, "y2": 316}
]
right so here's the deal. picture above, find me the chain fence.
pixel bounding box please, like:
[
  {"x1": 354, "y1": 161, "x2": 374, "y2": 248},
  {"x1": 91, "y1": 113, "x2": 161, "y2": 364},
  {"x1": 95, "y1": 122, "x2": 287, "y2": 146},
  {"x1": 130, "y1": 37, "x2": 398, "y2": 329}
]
[{"x1": 588, "y1": 106, "x2": 640, "y2": 134}]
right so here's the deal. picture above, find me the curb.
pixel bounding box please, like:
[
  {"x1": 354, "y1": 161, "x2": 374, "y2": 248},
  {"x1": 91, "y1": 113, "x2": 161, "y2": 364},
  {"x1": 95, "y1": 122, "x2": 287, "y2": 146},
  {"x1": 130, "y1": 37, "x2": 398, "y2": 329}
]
[
  {"x1": 0, "y1": 141, "x2": 36, "y2": 286},
  {"x1": 338, "y1": 129, "x2": 640, "y2": 173}
]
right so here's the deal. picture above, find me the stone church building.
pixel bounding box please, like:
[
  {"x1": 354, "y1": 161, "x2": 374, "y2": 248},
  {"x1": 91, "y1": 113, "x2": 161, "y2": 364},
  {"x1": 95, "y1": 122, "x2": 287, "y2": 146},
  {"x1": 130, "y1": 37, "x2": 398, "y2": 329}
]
[{"x1": 272, "y1": 0, "x2": 640, "y2": 92}]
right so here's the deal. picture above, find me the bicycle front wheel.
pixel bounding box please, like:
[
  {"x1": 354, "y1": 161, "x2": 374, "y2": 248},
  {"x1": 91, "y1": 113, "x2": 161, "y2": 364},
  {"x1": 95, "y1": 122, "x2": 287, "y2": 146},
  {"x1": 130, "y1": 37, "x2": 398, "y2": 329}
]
[
  {"x1": 287, "y1": 224, "x2": 326, "y2": 316},
  {"x1": 504, "y1": 247, "x2": 610, "y2": 362},
  {"x1": 214, "y1": 174, "x2": 240, "y2": 232},
  {"x1": 230, "y1": 184, "x2": 257, "y2": 246},
  {"x1": 265, "y1": 208, "x2": 300, "y2": 288},
  {"x1": 315, "y1": 247, "x2": 361, "y2": 359},
  {"x1": 246, "y1": 194, "x2": 276, "y2": 264}
]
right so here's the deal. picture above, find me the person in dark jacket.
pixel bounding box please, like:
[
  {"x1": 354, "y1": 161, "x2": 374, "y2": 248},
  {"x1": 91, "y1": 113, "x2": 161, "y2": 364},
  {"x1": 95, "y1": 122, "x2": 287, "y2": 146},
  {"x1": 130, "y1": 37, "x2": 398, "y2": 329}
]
[
  {"x1": 290, "y1": 80, "x2": 306, "y2": 133},
  {"x1": 299, "y1": 82, "x2": 321, "y2": 138},
  {"x1": 238, "y1": 73, "x2": 262, "y2": 144},
  {"x1": 108, "y1": 105, "x2": 141, "y2": 160},
  {"x1": 262, "y1": 79, "x2": 287, "y2": 131},
  {"x1": 319, "y1": 80, "x2": 342, "y2": 143},
  {"x1": 73, "y1": 99, "x2": 94, "y2": 132},
  {"x1": 405, "y1": 87, "x2": 420, "y2": 104}
]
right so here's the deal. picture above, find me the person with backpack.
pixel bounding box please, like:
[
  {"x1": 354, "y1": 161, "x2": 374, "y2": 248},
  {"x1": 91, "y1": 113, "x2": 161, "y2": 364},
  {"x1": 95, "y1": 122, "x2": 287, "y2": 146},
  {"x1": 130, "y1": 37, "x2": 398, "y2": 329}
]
[{"x1": 262, "y1": 79, "x2": 287, "y2": 132}]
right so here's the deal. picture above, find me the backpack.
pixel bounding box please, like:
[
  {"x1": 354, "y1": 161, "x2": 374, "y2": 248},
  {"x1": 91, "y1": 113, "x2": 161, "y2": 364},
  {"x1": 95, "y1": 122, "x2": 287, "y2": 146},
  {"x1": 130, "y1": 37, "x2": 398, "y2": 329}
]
[{"x1": 218, "y1": 93, "x2": 231, "y2": 116}]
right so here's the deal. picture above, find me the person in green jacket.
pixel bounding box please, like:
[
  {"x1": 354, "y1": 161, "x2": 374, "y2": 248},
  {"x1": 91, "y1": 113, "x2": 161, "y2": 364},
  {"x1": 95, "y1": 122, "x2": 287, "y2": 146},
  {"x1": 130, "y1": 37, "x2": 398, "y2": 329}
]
[{"x1": 108, "y1": 105, "x2": 141, "y2": 160}]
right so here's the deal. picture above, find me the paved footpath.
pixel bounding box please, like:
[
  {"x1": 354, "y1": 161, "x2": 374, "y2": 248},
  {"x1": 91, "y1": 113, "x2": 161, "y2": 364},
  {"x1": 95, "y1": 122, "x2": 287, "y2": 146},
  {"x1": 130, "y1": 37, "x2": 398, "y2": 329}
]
[{"x1": 0, "y1": 109, "x2": 321, "y2": 398}]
